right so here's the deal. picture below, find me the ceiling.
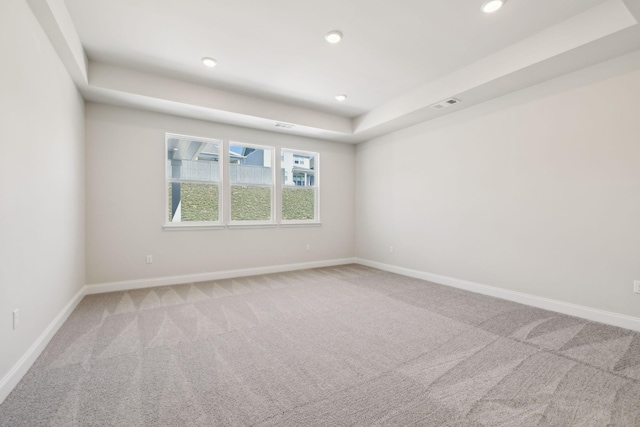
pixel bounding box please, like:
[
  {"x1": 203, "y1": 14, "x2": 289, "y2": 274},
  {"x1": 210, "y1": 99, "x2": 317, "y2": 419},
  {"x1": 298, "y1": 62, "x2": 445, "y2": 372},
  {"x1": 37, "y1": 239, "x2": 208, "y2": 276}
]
[{"x1": 27, "y1": 0, "x2": 640, "y2": 142}]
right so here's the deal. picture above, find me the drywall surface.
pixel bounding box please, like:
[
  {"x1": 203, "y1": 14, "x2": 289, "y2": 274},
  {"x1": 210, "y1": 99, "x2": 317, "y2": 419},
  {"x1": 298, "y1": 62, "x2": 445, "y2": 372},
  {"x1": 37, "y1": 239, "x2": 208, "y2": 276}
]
[
  {"x1": 0, "y1": 0, "x2": 85, "y2": 388},
  {"x1": 356, "y1": 57, "x2": 640, "y2": 318},
  {"x1": 85, "y1": 104, "x2": 355, "y2": 284}
]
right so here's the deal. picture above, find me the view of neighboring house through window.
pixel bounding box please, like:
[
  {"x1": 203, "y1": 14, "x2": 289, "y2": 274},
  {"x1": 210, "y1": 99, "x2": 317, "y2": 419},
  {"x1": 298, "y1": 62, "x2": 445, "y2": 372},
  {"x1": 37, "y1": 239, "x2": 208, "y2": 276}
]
[
  {"x1": 229, "y1": 142, "x2": 274, "y2": 222},
  {"x1": 166, "y1": 134, "x2": 318, "y2": 227},
  {"x1": 166, "y1": 134, "x2": 222, "y2": 223},
  {"x1": 281, "y1": 149, "x2": 318, "y2": 221}
]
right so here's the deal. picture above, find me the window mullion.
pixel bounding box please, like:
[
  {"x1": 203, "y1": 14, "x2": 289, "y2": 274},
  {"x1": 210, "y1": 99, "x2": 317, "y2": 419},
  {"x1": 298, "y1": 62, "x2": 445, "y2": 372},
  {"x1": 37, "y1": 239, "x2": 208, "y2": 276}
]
[
  {"x1": 275, "y1": 147, "x2": 281, "y2": 224},
  {"x1": 222, "y1": 139, "x2": 230, "y2": 225}
]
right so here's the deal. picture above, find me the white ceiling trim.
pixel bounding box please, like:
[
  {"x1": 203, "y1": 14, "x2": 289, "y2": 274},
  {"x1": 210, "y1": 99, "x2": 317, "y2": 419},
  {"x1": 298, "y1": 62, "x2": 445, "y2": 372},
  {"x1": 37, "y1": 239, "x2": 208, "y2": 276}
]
[
  {"x1": 87, "y1": 62, "x2": 353, "y2": 137},
  {"x1": 355, "y1": 0, "x2": 638, "y2": 135},
  {"x1": 26, "y1": 0, "x2": 640, "y2": 144},
  {"x1": 26, "y1": 0, "x2": 87, "y2": 85}
]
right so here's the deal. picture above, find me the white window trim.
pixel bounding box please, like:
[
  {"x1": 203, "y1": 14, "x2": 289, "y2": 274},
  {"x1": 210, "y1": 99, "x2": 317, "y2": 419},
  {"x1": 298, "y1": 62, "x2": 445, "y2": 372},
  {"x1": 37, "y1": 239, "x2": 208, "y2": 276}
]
[
  {"x1": 280, "y1": 148, "x2": 319, "y2": 224},
  {"x1": 163, "y1": 136, "x2": 321, "y2": 230},
  {"x1": 227, "y1": 223, "x2": 279, "y2": 229},
  {"x1": 165, "y1": 133, "x2": 223, "y2": 227},
  {"x1": 279, "y1": 221, "x2": 322, "y2": 228},
  {"x1": 227, "y1": 141, "x2": 276, "y2": 226},
  {"x1": 163, "y1": 223, "x2": 226, "y2": 231}
]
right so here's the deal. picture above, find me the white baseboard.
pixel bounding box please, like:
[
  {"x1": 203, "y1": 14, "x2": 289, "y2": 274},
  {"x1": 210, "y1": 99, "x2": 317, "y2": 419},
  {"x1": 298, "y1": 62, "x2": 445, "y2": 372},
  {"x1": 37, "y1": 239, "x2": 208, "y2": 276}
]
[
  {"x1": 355, "y1": 258, "x2": 640, "y2": 332},
  {"x1": 0, "y1": 285, "x2": 87, "y2": 405},
  {"x1": 8, "y1": 256, "x2": 634, "y2": 407},
  {"x1": 85, "y1": 258, "x2": 358, "y2": 295},
  {"x1": 0, "y1": 258, "x2": 356, "y2": 404}
]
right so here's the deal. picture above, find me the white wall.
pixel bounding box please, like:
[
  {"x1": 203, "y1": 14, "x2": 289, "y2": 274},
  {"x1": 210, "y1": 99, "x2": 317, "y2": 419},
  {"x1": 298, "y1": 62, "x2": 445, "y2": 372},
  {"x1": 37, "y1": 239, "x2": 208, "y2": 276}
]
[
  {"x1": 356, "y1": 58, "x2": 640, "y2": 319},
  {"x1": 0, "y1": 0, "x2": 85, "y2": 390},
  {"x1": 85, "y1": 104, "x2": 355, "y2": 285}
]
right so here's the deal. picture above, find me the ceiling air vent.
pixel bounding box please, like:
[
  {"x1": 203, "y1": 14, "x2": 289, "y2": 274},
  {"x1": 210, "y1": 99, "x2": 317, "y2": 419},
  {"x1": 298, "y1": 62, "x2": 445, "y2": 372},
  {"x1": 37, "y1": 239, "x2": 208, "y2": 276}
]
[
  {"x1": 430, "y1": 98, "x2": 461, "y2": 110},
  {"x1": 275, "y1": 122, "x2": 295, "y2": 129}
]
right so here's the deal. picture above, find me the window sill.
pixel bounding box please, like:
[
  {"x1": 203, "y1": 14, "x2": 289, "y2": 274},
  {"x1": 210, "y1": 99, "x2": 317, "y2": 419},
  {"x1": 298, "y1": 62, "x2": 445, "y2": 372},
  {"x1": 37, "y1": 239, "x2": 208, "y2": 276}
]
[
  {"x1": 162, "y1": 222, "x2": 321, "y2": 231},
  {"x1": 227, "y1": 223, "x2": 278, "y2": 230},
  {"x1": 279, "y1": 221, "x2": 322, "y2": 228},
  {"x1": 163, "y1": 223, "x2": 225, "y2": 231}
]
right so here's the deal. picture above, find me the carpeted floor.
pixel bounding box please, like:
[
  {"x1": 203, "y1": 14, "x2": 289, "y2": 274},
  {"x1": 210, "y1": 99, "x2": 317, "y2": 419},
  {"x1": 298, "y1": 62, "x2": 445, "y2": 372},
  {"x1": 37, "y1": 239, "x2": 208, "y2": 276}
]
[{"x1": 1, "y1": 264, "x2": 639, "y2": 426}]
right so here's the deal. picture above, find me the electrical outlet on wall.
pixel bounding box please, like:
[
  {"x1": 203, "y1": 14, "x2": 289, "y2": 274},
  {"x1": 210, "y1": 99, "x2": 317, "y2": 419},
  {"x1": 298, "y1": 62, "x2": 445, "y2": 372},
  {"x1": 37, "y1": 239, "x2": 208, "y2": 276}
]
[
  {"x1": 146, "y1": 255, "x2": 153, "y2": 264},
  {"x1": 634, "y1": 281, "x2": 640, "y2": 294}
]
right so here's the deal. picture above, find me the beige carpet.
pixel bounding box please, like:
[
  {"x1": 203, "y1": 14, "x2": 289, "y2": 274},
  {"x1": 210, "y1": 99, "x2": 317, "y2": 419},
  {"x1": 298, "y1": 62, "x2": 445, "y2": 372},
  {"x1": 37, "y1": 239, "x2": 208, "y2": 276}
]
[{"x1": 1, "y1": 264, "x2": 639, "y2": 426}]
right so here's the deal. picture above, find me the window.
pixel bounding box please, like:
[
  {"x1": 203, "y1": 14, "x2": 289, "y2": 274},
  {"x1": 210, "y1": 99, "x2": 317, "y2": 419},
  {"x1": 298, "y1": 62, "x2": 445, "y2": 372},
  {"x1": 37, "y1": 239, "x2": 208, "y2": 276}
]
[
  {"x1": 166, "y1": 134, "x2": 221, "y2": 224},
  {"x1": 229, "y1": 142, "x2": 274, "y2": 223},
  {"x1": 281, "y1": 149, "x2": 318, "y2": 222},
  {"x1": 165, "y1": 134, "x2": 318, "y2": 228}
]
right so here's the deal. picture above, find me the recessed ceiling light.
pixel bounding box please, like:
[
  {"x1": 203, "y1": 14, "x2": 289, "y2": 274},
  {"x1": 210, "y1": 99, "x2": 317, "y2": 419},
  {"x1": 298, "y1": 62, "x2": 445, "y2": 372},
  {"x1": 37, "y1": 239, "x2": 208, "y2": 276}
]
[
  {"x1": 325, "y1": 31, "x2": 343, "y2": 44},
  {"x1": 201, "y1": 57, "x2": 217, "y2": 67},
  {"x1": 481, "y1": 0, "x2": 504, "y2": 13},
  {"x1": 335, "y1": 94, "x2": 347, "y2": 102}
]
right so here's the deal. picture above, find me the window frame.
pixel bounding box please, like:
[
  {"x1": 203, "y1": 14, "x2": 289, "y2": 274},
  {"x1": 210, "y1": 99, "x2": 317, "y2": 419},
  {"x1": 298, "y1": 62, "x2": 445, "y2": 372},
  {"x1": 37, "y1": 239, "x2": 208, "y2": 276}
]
[
  {"x1": 227, "y1": 140, "x2": 276, "y2": 227},
  {"x1": 280, "y1": 148, "x2": 320, "y2": 225},
  {"x1": 164, "y1": 133, "x2": 224, "y2": 230},
  {"x1": 163, "y1": 134, "x2": 321, "y2": 230}
]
